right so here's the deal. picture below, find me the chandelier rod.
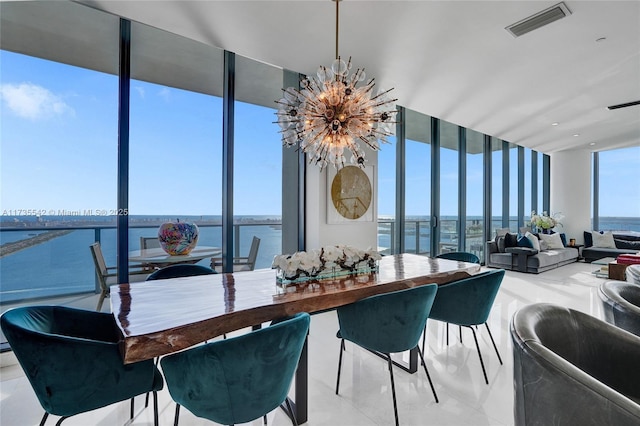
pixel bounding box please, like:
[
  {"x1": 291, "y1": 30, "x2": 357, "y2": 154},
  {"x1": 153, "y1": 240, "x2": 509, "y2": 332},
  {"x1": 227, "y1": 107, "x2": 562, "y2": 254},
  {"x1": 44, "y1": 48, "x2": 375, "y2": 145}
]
[{"x1": 335, "y1": 0, "x2": 340, "y2": 59}]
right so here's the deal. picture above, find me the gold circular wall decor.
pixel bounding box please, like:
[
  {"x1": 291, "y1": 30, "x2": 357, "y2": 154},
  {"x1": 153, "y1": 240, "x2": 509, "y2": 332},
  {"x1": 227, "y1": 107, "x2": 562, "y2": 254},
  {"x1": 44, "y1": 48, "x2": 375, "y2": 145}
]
[{"x1": 331, "y1": 166, "x2": 372, "y2": 220}]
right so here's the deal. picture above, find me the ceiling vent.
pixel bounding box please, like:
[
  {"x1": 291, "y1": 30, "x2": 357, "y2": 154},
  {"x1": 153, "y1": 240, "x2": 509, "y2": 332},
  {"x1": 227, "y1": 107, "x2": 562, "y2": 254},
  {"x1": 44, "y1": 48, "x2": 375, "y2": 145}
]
[
  {"x1": 607, "y1": 100, "x2": 640, "y2": 110},
  {"x1": 506, "y1": 2, "x2": 572, "y2": 37}
]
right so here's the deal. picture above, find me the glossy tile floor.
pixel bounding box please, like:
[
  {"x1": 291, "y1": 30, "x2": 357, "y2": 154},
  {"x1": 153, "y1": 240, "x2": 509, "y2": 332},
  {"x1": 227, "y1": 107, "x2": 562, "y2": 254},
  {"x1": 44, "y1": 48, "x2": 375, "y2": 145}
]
[{"x1": 0, "y1": 262, "x2": 608, "y2": 426}]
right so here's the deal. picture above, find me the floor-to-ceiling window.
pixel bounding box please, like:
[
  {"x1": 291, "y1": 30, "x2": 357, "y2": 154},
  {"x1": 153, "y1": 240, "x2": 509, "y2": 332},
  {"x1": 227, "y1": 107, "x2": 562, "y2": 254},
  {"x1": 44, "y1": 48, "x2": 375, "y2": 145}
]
[
  {"x1": 377, "y1": 132, "x2": 396, "y2": 255},
  {"x1": 465, "y1": 129, "x2": 484, "y2": 260},
  {"x1": 404, "y1": 110, "x2": 431, "y2": 255},
  {"x1": 508, "y1": 143, "x2": 519, "y2": 232},
  {"x1": 234, "y1": 54, "x2": 283, "y2": 269},
  {"x1": 129, "y1": 21, "x2": 224, "y2": 267},
  {"x1": 595, "y1": 146, "x2": 640, "y2": 231},
  {"x1": 0, "y1": 2, "x2": 119, "y2": 303},
  {"x1": 439, "y1": 120, "x2": 459, "y2": 254},
  {"x1": 490, "y1": 137, "x2": 503, "y2": 237}
]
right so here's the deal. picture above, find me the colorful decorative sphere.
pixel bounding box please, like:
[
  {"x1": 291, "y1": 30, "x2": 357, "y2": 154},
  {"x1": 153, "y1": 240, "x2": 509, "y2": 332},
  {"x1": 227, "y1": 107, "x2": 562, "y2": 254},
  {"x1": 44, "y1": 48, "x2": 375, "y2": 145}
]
[{"x1": 158, "y1": 220, "x2": 199, "y2": 255}]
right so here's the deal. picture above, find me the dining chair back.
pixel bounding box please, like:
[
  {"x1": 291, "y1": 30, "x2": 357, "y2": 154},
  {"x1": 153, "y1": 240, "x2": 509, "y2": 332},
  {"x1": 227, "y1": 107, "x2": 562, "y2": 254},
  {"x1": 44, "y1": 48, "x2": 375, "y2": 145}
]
[
  {"x1": 436, "y1": 251, "x2": 480, "y2": 264},
  {"x1": 146, "y1": 264, "x2": 216, "y2": 280},
  {"x1": 427, "y1": 269, "x2": 505, "y2": 384},
  {"x1": 90, "y1": 242, "x2": 150, "y2": 311},
  {"x1": 335, "y1": 284, "x2": 439, "y2": 426},
  {"x1": 140, "y1": 236, "x2": 161, "y2": 249},
  {"x1": 0, "y1": 305, "x2": 164, "y2": 426},
  {"x1": 211, "y1": 236, "x2": 261, "y2": 272},
  {"x1": 160, "y1": 312, "x2": 310, "y2": 425}
]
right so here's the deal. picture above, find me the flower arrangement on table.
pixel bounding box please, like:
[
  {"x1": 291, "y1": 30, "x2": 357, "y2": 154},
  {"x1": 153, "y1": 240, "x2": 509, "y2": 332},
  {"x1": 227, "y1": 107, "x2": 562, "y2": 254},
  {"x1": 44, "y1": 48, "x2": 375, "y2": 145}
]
[
  {"x1": 272, "y1": 245, "x2": 382, "y2": 284},
  {"x1": 529, "y1": 211, "x2": 564, "y2": 233}
]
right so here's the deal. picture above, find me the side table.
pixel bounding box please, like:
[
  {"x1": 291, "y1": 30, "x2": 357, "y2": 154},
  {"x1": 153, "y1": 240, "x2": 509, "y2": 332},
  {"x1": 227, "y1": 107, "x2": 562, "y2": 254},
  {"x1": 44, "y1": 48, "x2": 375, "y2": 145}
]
[
  {"x1": 608, "y1": 261, "x2": 629, "y2": 281},
  {"x1": 567, "y1": 244, "x2": 584, "y2": 261}
]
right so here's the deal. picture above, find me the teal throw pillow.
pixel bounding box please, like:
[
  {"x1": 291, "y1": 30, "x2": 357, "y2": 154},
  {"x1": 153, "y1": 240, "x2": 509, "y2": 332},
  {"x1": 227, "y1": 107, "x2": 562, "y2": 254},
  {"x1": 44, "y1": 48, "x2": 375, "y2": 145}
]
[{"x1": 517, "y1": 234, "x2": 534, "y2": 248}]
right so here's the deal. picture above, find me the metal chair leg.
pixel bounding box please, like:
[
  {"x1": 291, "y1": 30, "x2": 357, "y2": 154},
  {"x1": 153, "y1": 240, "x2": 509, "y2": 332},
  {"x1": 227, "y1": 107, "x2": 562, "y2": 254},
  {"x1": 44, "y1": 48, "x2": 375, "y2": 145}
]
[
  {"x1": 336, "y1": 338, "x2": 345, "y2": 394},
  {"x1": 130, "y1": 397, "x2": 135, "y2": 419},
  {"x1": 386, "y1": 354, "x2": 400, "y2": 426},
  {"x1": 421, "y1": 325, "x2": 427, "y2": 355},
  {"x1": 173, "y1": 403, "x2": 181, "y2": 426},
  {"x1": 416, "y1": 345, "x2": 439, "y2": 403},
  {"x1": 54, "y1": 416, "x2": 69, "y2": 426},
  {"x1": 484, "y1": 322, "x2": 503, "y2": 365},
  {"x1": 39, "y1": 413, "x2": 49, "y2": 426},
  {"x1": 459, "y1": 325, "x2": 463, "y2": 343},
  {"x1": 468, "y1": 325, "x2": 489, "y2": 384},
  {"x1": 284, "y1": 397, "x2": 298, "y2": 426},
  {"x1": 153, "y1": 391, "x2": 159, "y2": 426}
]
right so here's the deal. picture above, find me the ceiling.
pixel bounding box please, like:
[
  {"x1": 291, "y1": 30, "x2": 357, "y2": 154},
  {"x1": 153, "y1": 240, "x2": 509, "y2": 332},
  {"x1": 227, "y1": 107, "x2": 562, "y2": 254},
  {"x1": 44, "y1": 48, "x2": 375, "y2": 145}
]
[{"x1": 70, "y1": 1, "x2": 640, "y2": 153}]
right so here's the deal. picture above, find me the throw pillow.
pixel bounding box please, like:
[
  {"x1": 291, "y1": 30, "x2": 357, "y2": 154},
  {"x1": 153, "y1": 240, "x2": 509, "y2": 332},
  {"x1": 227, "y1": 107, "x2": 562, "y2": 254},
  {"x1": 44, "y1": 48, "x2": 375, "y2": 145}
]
[
  {"x1": 539, "y1": 232, "x2": 564, "y2": 249},
  {"x1": 504, "y1": 232, "x2": 518, "y2": 248},
  {"x1": 539, "y1": 240, "x2": 549, "y2": 251},
  {"x1": 496, "y1": 236, "x2": 506, "y2": 253},
  {"x1": 592, "y1": 231, "x2": 616, "y2": 248},
  {"x1": 517, "y1": 234, "x2": 533, "y2": 248},
  {"x1": 525, "y1": 231, "x2": 541, "y2": 251},
  {"x1": 559, "y1": 233, "x2": 568, "y2": 247},
  {"x1": 615, "y1": 239, "x2": 640, "y2": 250},
  {"x1": 584, "y1": 231, "x2": 593, "y2": 247}
]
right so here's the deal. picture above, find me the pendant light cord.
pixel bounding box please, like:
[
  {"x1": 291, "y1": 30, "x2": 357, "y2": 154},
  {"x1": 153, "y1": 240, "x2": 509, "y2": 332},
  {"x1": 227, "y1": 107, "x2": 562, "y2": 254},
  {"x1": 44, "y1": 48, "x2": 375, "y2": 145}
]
[{"x1": 335, "y1": 0, "x2": 340, "y2": 59}]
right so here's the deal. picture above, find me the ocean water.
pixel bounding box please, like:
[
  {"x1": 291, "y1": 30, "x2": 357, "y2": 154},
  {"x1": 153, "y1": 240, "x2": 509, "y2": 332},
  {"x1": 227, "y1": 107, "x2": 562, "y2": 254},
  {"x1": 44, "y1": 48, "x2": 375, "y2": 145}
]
[{"x1": 1, "y1": 216, "x2": 639, "y2": 303}]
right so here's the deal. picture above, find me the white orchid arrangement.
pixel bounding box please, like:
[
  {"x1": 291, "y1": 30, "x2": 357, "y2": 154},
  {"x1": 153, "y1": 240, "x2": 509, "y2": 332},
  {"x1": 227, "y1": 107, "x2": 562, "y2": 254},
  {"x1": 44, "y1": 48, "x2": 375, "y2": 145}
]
[
  {"x1": 529, "y1": 210, "x2": 564, "y2": 230},
  {"x1": 272, "y1": 245, "x2": 381, "y2": 281}
]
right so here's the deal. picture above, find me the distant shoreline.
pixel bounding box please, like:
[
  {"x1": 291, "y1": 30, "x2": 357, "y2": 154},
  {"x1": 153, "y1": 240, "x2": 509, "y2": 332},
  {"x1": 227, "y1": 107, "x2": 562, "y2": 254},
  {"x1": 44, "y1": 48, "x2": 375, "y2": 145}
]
[{"x1": 0, "y1": 230, "x2": 73, "y2": 258}]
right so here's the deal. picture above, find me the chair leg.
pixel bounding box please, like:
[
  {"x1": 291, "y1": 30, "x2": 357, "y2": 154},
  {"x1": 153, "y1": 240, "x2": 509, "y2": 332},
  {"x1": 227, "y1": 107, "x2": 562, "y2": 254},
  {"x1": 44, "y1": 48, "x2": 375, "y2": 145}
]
[
  {"x1": 421, "y1": 324, "x2": 427, "y2": 355},
  {"x1": 39, "y1": 413, "x2": 49, "y2": 426},
  {"x1": 446, "y1": 323, "x2": 449, "y2": 345},
  {"x1": 336, "y1": 338, "x2": 345, "y2": 394},
  {"x1": 386, "y1": 354, "x2": 400, "y2": 426},
  {"x1": 416, "y1": 345, "x2": 439, "y2": 403},
  {"x1": 264, "y1": 414, "x2": 268, "y2": 425},
  {"x1": 54, "y1": 416, "x2": 69, "y2": 426},
  {"x1": 173, "y1": 403, "x2": 181, "y2": 426},
  {"x1": 284, "y1": 397, "x2": 298, "y2": 426},
  {"x1": 130, "y1": 397, "x2": 135, "y2": 420},
  {"x1": 484, "y1": 322, "x2": 503, "y2": 365},
  {"x1": 153, "y1": 391, "x2": 159, "y2": 426},
  {"x1": 459, "y1": 325, "x2": 462, "y2": 343},
  {"x1": 96, "y1": 292, "x2": 106, "y2": 311},
  {"x1": 467, "y1": 326, "x2": 489, "y2": 384}
]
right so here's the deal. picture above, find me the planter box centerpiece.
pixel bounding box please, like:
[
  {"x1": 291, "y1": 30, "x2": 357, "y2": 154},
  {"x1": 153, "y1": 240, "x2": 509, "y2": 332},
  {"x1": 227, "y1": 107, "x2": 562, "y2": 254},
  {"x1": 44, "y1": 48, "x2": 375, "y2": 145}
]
[{"x1": 272, "y1": 245, "x2": 381, "y2": 285}]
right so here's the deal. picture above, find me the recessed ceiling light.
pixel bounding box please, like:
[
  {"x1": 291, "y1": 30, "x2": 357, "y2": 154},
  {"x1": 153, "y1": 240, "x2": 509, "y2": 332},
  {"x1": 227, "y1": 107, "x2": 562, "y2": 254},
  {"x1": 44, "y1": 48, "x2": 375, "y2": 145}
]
[
  {"x1": 551, "y1": 122, "x2": 559, "y2": 126},
  {"x1": 589, "y1": 142, "x2": 596, "y2": 146},
  {"x1": 573, "y1": 134, "x2": 580, "y2": 137}
]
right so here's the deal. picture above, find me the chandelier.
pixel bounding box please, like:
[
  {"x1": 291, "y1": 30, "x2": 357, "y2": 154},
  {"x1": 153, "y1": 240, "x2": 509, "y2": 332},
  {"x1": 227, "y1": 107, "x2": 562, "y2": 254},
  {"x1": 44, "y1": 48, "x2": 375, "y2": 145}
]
[{"x1": 275, "y1": 0, "x2": 397, "y2": 169}]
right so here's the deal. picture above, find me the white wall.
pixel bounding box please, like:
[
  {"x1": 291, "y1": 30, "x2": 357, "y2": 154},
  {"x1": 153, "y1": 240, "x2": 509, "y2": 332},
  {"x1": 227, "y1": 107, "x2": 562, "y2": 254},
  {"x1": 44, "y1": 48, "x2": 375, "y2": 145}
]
[
  {"x1": 550, "y1": 149, "x2": 592, "y2": 244},
  {"x1": 305, "y1": 152, "x2": 378, "y2": 251}
]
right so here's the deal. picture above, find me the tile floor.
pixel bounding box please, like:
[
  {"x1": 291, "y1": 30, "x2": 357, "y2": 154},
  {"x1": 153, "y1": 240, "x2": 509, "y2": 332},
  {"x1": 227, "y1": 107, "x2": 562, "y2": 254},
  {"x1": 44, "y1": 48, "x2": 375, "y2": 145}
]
[{"x1": 0, "y1": 262, "x2": 609, "y2": 426}]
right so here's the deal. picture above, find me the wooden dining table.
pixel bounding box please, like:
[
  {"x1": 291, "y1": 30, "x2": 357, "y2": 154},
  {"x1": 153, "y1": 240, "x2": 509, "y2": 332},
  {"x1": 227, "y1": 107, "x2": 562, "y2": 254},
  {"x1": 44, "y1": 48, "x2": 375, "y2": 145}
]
[{"x1": 111, "y1": 253, "x2": 481, "y2": 424}]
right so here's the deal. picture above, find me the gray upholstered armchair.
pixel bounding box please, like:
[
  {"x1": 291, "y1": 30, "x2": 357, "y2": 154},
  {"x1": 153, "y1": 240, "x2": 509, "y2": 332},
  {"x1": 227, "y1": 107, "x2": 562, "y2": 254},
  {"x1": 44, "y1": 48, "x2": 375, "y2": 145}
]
[
  {"x1": 599, "y1": 280, "x2": 640, "y2": 337},
  {"x1": 510, "y1": 303, "x2": 640, "y2": 425}
]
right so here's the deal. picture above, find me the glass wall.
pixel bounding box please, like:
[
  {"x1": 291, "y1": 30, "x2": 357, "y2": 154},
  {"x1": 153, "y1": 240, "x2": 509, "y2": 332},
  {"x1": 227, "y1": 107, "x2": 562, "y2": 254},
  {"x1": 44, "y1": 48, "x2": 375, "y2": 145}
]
[
  {"x1": 234, "y1": 54, "x2": 283, "y2": 269},
  {"x1": 404, "y1": 110, "x2": 431, "y2": 255},
  {"x1": 596, "y1": 146, "x2": 640, "y2": 232},
  {"x1": 439, "y1": 121, "x2": 459, "y2": 254},
  {"x1": 0, "y1": 2, "x2": 119, "y2": 303},
  {"x1": 465, "y1": 129, "x2": 484, "y2": 260},
  {"x1": 377, "y1": 133, "x2": 396, "y2": 255},
  {"x1": 508, "y1": 143, "x2": 519, "y2": 232},
  {"x1": 129, "y1": 21, "x2": 224, "y2": 268},
  {"x1": 490, "y1": 137, "x2": 503, "y2": 237}
]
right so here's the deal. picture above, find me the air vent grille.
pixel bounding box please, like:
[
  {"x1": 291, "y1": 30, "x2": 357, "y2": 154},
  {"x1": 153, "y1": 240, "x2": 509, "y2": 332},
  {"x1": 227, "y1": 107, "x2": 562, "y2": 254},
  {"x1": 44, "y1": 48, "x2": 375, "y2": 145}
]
[{"x1": 506, "y1": 2, "x2": 572, "y2": 37}]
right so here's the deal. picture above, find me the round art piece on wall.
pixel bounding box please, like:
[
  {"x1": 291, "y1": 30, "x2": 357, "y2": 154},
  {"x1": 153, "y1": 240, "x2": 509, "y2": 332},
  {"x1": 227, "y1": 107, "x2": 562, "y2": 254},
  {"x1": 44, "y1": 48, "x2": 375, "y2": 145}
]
[{"x1": 331, "y1": 165, "x2": 372, "y2": 220}]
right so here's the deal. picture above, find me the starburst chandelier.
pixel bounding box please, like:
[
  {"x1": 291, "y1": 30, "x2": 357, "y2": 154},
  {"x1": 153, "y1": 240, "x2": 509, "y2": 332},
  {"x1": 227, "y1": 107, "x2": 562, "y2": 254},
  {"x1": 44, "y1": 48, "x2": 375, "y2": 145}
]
[{"x1": 275, "y1": 0, "x2": 397, "y2": 170}]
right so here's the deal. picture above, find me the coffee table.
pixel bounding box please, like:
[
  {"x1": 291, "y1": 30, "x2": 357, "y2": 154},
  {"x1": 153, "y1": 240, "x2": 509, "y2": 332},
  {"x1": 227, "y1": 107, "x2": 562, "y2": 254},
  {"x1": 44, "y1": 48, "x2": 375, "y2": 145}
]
[{"x1": 592, "y1": 257, "x2": 616, "y2": 278}]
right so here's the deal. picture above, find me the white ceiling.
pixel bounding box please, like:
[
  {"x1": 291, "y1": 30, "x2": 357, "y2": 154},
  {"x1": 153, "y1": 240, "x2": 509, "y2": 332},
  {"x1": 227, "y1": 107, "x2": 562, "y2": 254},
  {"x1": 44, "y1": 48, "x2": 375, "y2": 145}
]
[{"x1": 74, "y1": 1, "x2": 640, "y2": 153}]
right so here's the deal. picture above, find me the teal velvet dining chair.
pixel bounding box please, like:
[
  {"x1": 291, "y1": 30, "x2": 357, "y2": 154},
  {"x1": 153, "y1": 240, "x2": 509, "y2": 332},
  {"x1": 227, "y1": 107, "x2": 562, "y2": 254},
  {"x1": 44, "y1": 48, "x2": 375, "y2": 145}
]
[
  {"x1": 160, "y1": 312, "x2": 310, "y2": 426},
  {"x1": 0, "y1": 305, "x2": 164, "y2": 426},
  {"x1": 435, "y1": 251, "x2": 481, "y2": 344},
  {"x1": 335, "y1": 284, "x2": 439, "y2": 426},
  {"x1": 146, "y1": 264, "x2": 216, "y2": 280},
  {"x1": 427, "y1": 269, "x2": 505, "y2": 384}
]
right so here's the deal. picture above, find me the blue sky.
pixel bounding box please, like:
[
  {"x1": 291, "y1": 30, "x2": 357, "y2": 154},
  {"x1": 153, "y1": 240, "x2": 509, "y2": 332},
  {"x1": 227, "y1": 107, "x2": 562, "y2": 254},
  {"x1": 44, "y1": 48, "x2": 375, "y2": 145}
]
[{"x1": 1, "y1": 50, "x2": 639, "y2": 218}]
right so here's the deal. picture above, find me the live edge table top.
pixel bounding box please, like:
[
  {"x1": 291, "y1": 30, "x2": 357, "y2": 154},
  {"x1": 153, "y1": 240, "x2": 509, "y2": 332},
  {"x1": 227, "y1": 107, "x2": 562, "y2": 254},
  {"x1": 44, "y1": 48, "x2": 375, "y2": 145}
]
[{"x1": 111, "y1": 253, "x2": 481, "y2": 364}]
